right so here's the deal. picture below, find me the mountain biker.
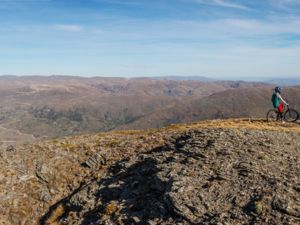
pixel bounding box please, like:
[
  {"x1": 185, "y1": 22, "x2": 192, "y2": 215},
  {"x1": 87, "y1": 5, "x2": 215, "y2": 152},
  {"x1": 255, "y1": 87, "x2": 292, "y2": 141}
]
[{"x1": 272, "y1": 86, "x2": 288, "y2": 121}]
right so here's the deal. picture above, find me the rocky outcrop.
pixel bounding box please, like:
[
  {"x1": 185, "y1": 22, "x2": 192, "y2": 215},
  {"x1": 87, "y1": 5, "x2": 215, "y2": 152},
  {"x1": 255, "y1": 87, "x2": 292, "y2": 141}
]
[
  {"x1": 0, "y1": 127, "x2": 166, "y2": 225},
  {"x1": 40, "y1": 125, "x2": 300, "y2": 225},
  {"x1": 1, "y1": 119, "x2": 300, "y2": 224}
]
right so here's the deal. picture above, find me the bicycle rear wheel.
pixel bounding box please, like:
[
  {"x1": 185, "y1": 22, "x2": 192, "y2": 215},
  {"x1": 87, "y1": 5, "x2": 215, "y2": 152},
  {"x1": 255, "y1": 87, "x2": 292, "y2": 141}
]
[
  {"x1": 267, "y1": 109, "x2": 279, "y2": 122},
  {"x1": 284, "y1": 109, "x2": 299, "y2": 122}
]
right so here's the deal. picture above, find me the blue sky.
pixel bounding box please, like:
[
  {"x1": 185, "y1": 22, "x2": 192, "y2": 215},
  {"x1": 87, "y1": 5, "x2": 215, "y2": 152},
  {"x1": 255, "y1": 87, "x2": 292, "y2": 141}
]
[{"x1": 0, "y1": 0, "x2": 300, "y2": 79}]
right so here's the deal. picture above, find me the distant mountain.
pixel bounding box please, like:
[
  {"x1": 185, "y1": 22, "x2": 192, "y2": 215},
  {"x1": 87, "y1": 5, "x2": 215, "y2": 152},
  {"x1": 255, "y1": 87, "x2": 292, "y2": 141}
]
[
  {"x1": 266, "y1": 78, "x2": 300, "y2": 86},
  {"x1": 152, "y1": 75, "x2": 216, "y2": 82},
  {"x1": 116, "y1": 85, "x2": 300, "y2": 130},
  {"x1": 0, "y1": 76, "x2": 271, "y2": 143}
]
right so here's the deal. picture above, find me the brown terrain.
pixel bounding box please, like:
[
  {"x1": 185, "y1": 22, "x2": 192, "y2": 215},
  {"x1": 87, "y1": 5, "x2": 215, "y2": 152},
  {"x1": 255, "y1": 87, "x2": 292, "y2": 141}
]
[
  {"x1": 117, "y1": 86, "x2": 300, "y2": 130},
  {"x1": 1, "y1": 76, "x2": 300, "y2": 224},
  {"x1": 0, "y1": 75, "x2": 274, "y2": 145},
  {"x1": 0, "y1": 119, "x2": 299, "y2": 225}
]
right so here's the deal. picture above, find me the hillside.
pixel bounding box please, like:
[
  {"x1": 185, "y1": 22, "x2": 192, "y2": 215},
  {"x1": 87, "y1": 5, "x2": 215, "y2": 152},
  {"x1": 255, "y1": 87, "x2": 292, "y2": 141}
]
[
  {"x1": 1, "y1": 119, "x2": 300, "y2": 225},
  {"x1": 0, "y1": 76, "x2": 271, "y2": 144},
  {"x1": 116, "y1": 86, "x2": 300, "y2": 130}
]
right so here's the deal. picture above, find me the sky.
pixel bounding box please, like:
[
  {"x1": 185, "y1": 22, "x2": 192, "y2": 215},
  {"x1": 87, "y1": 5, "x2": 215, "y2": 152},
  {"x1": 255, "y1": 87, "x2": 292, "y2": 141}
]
[{"x1": 0, "y1": 0, "x2": 300, "y2": 79}]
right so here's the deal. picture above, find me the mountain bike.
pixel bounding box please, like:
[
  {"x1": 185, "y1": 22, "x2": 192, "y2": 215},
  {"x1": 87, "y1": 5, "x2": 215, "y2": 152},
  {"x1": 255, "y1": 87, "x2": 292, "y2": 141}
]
[{"x1": 266, "y1": 104, "x2": 299, "y2": 122}]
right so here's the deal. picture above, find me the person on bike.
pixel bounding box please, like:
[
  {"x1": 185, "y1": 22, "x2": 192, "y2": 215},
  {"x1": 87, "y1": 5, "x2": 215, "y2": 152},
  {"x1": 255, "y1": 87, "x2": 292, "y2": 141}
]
[{"x1": 272, "y1": 86, "x2": 288, "y2": 121}]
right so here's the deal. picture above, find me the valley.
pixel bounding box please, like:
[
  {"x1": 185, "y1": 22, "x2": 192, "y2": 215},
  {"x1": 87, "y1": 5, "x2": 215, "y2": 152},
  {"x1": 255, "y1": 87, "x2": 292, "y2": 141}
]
[{"x1": 0, "y1": 76, "x2": 277, "y2": 144}]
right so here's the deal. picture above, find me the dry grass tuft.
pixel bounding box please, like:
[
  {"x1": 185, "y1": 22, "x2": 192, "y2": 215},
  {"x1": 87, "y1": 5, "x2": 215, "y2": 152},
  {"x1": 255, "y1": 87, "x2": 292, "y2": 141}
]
[
  {"x1": 164, "y1": 118, "x2": 300, "y2": 133},
  {"x1": 104, "y1": 201, "x2": 118, "y2": 215},
  {"x1": 60, "y1": 142, "x2": 77, "y2": 151}
]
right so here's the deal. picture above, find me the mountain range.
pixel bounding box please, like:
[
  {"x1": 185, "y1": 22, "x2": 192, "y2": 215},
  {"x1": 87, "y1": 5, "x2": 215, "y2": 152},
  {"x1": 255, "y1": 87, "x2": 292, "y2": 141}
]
[{"x1": 0, "y1": 75, "x2": 299, "y2": 144}]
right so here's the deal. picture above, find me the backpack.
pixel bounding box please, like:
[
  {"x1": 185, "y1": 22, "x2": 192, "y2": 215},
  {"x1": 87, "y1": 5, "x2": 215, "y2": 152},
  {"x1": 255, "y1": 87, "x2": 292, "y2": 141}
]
[{"x1": 272, "y1": 93, "x2": 279, "y2": 108}]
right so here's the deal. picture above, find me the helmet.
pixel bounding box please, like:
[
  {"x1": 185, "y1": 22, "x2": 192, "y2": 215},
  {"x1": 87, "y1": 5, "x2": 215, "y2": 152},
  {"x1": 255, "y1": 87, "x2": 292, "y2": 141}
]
[{"x1": 275, "y1": 86, "x2": 281, "y2": 93}]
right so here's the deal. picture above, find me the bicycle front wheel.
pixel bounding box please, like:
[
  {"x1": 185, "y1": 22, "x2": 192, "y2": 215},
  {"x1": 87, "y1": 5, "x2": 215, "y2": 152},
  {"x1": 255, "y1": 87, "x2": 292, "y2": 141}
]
[
  {"x1": 284, "y1": 109, "x2": 299, "y2": 122},
  {"x1": 267, "y1": 109, "x2": 279, "y2": 122}
]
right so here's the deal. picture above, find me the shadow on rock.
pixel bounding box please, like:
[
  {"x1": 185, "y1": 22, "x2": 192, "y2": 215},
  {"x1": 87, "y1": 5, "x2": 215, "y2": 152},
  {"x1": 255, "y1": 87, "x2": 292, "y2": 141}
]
[{"x1": 40, "y1": 156, "x2": 183, "y2": 225}]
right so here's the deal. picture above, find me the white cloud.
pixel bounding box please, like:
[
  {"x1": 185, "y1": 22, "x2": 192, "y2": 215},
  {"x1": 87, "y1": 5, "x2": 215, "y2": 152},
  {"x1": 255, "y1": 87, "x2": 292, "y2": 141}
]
[
  {"x1": 234, "y1": 45, "x2": 300, "y2": 57},
  {"x1": 165, "y1": 18, "x2": 300, "y2": 40},
  {"x1": 271, "y1": 0, "x2": 300, "y2": 6},
  {"x1": 269, "y1": 0, "x2": 300, "y2": 13},
  {"x1": 55, "y1": 24, "x2": 83, "y2": 32},
  {"x1": 192, "y1": 0, "x2": 249, "y2": 10},
  {"x1": 93, "y1": 0, "x2": 143, "y2": 5},
  {"x1": 221, "y1": 18, "x2": 300, "y2": 35}
]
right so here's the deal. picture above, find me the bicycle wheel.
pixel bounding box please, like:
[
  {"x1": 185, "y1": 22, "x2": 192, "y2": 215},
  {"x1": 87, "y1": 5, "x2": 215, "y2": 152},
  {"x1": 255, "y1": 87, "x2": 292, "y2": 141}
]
[
  {"x1": 284, "y1": 109, "x2": 299, "y2": 122},
  {"x1": 266, "y1": 109, "x2": 279, "y2": 122}
]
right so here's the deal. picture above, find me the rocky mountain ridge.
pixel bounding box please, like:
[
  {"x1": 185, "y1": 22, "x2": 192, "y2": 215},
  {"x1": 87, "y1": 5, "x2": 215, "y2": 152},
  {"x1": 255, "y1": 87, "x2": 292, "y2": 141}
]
[{"x1": 0, "y1": 119, "x2": 299, "y2": 225}]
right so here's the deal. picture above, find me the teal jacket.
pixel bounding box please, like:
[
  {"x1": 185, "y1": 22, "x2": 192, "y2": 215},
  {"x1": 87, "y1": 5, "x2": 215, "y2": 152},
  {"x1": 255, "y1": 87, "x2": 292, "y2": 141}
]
[{"x1": 272, "y1": 93, "x2": 279, "y2": 108}]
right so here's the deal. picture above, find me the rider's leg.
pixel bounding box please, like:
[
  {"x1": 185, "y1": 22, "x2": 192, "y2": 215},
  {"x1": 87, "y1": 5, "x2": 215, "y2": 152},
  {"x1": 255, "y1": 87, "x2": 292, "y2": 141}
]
[{"x1": 278, "y1": 102, "x2": 284, "y2": 120}]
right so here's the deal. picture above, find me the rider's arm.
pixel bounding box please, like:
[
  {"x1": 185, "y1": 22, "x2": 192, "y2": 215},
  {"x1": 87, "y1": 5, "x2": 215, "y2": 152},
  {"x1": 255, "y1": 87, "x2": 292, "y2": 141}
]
[{"x1": 277, "y1": 93, "x2": 288, "y2": 105}]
